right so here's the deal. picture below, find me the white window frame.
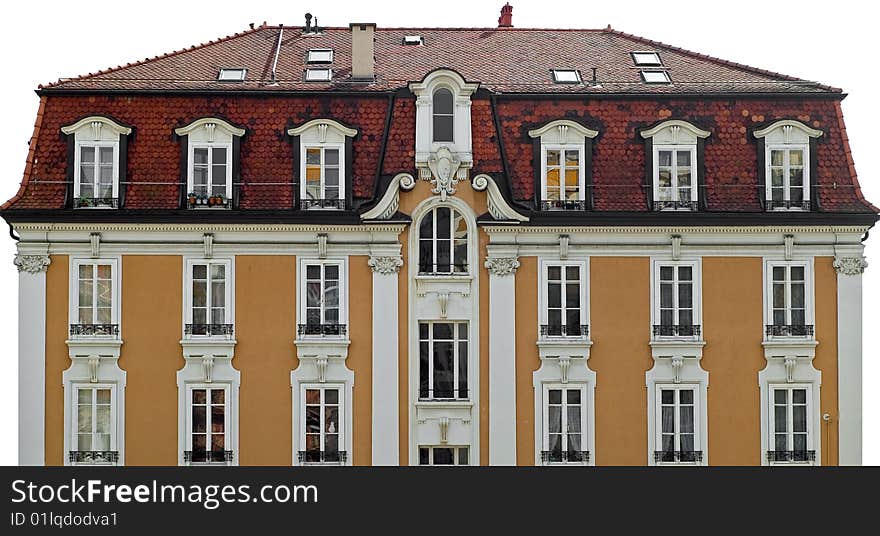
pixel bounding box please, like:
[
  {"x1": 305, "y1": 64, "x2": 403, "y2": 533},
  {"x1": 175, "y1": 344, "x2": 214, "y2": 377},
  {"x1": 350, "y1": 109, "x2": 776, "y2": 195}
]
[
  {"x1": 641, "y1": 70, "x2": 672, "y2": 84},
  {"x1": 68, "y1": 257, "x2": 121, "y2": 337},
  {"x1": 184, "y1": 384, "x2": 231, "y2": 465},
  {"x1": 640, "y1": 120, "x2": 710, "y2": 211},
  {"x1": 183, "y1": 258, "x2": 234, "y2": 337},
  {"x1": 540, "y1": 144, "x2": 586, "y2": 204},
  {"x1": 652, "y1": 144, "x2": 698, "y2": 207},
  {"x1": 305, "y1": 68, "x2": 332, "y2": 81},
  {"x1": 409, "y1": 69, "x2": 478, "y2": 164},
  {"x1": 538, "y1": 259, "x2": 589, "y2": 338},
  {"x1": 300, "y1": 143, "x2": 345, "y2": 205},
  {"x1": 753, "y1": 120, "x2": 823, "y2": 212},
  {"x1": 763, "y1": 259, "x2": 815, "y2": 339},
  {"x1": 650, "y1": 259, "x2": 702, "y2": 339},
  {"x1": 632, "y1": 51, "x2": 662, "y2": 66},
  {"x1": 541, "y1": 383, "x2": 589, "y2": 465},
  {"x1": 765, "y1": 144, "x2": 810, "y2": 209},
  {"x1": 187, "y1": 142, "x2": 233, "y2": 200},
  {"x1": 653, "y1": 384, "x2": 702, "y2": 465},
  {"x1": 70, "y1": 383, "x2": 118, "y2": 465},
  {"x1": 299, "y1": 384, "x2": 346, "y2": 465},
  {"x1": 551, "y1": 69, "x2": 581, "y2": 84},
  {"x1": 767, "y1": 383, "x2": 816, "y2": 465},
  {"x1": 73, "y1": 142, "x2": 119, "y2": 203},
  {"x1": 418, "y1": 445, "x2": 470, "y2": 465},
  {"x1": 306, "y1": 49, "x2": 334, "y2": 64},
  {"x1": 431, "y1": 87, "x2": 456, "y2": 144},
  {"x1": 61, "y1": 116, "x2": 131, "y2": 208},
  {"x1": 297, "y1": 258, "x2": 347, "y2": 335},
  {"x1": 418, "y1": 321, "x2": 470, "y2": 401},
  {"x1": 217, "y1": 68, "x2": 247, "y2": 81},
  {"x1": 417, "y1": 205, "x2": 470, "y2": 276}
]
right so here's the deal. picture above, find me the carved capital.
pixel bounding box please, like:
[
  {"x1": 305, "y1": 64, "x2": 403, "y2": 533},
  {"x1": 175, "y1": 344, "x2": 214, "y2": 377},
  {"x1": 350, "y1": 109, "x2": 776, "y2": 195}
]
[
  {"x1": 833, "y1": 256, "x2": 867, "y2": 275},
  {"x1": 368, "y1": 255, "x2": 403, "y2": 274},
  {"x1": 484, "y1": 257, "x2": 520, "y2": 276},
  {"x1": 14, "y1": 254, "x2": 50, "y2": 274}
]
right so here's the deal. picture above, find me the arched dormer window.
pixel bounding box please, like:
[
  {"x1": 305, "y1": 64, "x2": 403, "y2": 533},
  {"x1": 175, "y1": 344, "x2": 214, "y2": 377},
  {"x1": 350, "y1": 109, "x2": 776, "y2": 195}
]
[
  {"x1": 753, "y1": 120, "x2": 823, "y2": 211},
  {"x1": 640, "y1": 120, "x2": 710, "y2": 212},
  {"x1": 174, "y1": 118, "x2": 246, "y2": 209},
  {"x1": 418, "y1": 205, "x2": 468, "y2": 275},
  {"x1": 61, "y1": 116, "x2": 132, "y2": 209},
  {"x1": 432, "y1": 88, "x2": 454, "y2": 142},
  {"x1": 287, "y1": 119, "x2": 358, "y2": 210},
  {"x1": 528, "y1": 119, "x2": 599, "y2": 211}
]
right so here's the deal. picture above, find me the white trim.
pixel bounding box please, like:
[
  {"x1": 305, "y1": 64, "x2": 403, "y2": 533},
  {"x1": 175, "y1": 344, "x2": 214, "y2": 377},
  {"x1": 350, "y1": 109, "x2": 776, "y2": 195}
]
[
  {"x1": 410, "y1": 69, "x2": 478, "y2": 171},
  {"x1": 72, "y1": 142, "x2": 120, "y2": 203},
  {"x1": 182, "y1": 384, "x2": 233, "y2": 465},
  {"x1": 528, "y1": 119, "x2": 599, "y2": 140},
  {"x1": 488, "y1": 251, "x2": 518, "y2": 465},
  {"x1": 297, "y1": 383, "x2": 350, "y2": 465},
  {"x1": 63, "y1": 382, "x2": 125, "y2": 466},
  {"x1": 18, "y1": 257, "x2": 48, "y2": 465},
  {"x1": 759, "y1": 381, "x2": 821, "y2": 466},
  {"x1": 640, "y1": 119, "x2": 711, "y2": 140},
  {"x1": 370, "y1": 248, "x2": 402, "y2": 465},
  {"x1": 764, "y1": 144, "x2": 810, "y2": 208},
  {"x1": 651, "y1": 383, "x2": 704, "y2": 465},
  {"x1": 287, "y1": 118, "x2": 357, "y2": 138},
  {"x1": 537, "y1": 257, "x2": 590, "y2": 338},
  {"x1": 296, "y1": 257, "x2": 348, "y2": 331},
  {"x1": 836, "y1": 252, "x2": 863, "y2": 465},
  {"x1": 68, "y1": 256, "x2": 122, "y2": 336},
  {"x1": 182, "y1": 257, "x2": 235, "y2": 337},
  {"x1": 762, "y1": 258, "x2": 815, "y2": 342},
  {"x1": 361, "y1": 173, "x2": 416, "y2": 220},
  {"x1": 470, "y1": 174, "x2": 529, "y2": 222},
  {"x1": 539, "y1": 383, "x2": 591, "y2": 465},
  {"x1": 299, "y1": 143, "x2": 345, "y2": 204},
  {"x1": 174, "y1": 117, "x2": 245, "y2": 138},
  {"x1": 652, "y1": 145, "x2": 699, "y2": 205},
  {"x1": 61, "y1": 116, "x2": 132, "y2": 136},
  {"x1": 753, "y1": 120, "x2": 823, "y2": 140},
  {"x1": 649, "y1": 257, "x2": 702, "y2": 340},
  {"x1": 187, "y1": 142, "x2": 233, "y2": 200}
]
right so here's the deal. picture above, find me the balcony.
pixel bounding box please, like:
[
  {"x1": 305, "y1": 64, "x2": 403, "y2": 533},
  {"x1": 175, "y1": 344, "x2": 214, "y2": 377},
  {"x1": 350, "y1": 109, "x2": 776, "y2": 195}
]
[
  {"x1": 300, "y1": 198, "x2": 346, "y2": 210},
  {"x1": 539, "y1": 199, "x2": 587, "y2": 211},
  {"x1": 653, "y1": 200, "x2": 698, "y2": 211},
  {"x1": 767, "y1": 199, "x2": 810, "y2": 211},
  {"x1": 541, "y1": 450, "x2": 590, "y2": 464},
  {"x1": 74, "y1": 197, "x2": 118, "y2": 209},
  {"x1": 184, "y1": 323, "x2": 234, "y2": 337},
  {"x1": 186, "y1": 193, "x2": 230, "y2": 209},
  {"x1": 765, "y1": 324, "x2": 814, "y2": 338},
  {"x1": 766, "y1": 450, "x2": 816, "y2": 463},
  {"x1": 654, "y1": 450, "x2": 703, "y2": 463},
  {"x1": 652, "y1": 324, "x2": 701, "y2": 338},
  {"x1": 540, "y1": 324, "x2": 589, "y2": 338},
  {"x1": 297, "y1": 323, "x2": 347, "y2": 337},
  {"x1": 69, "y1": 450, "x2": 119, "y2": 464},
  {"x1": 69, "y1": 324, "x2": 119, "y2": 337},
  {"x1": 183, "y1": 450, "x2": 234, "y2": 464},
  {"x1": 297, "y1": 450, "x2": 348, "y2": 464}
]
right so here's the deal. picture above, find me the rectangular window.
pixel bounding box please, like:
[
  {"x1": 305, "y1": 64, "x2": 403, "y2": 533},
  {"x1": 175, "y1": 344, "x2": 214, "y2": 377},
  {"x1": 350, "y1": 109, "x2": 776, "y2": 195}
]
[
  {"x1": 70, "y1": 260, "x2": 118, "y2": 337},
  {"x1": 654, "y1": 264, "x2": 698, "y2": 337},
  {"x1": 641, "y1": 70, "x2": 671, "y2": 83},
  {"x1": 306, "y1": 49, "x2": 334, "y2": 64},
  {"x1": 191, "y1": 146, "x2": 229, "y2": 198},
  {"x1": 551, "y1": 69, "x2": 580, "y2": 83},
  {"x1": 542, "y1": 146, "x2": 583, "y2": 208},
  {"x1": 769, "y1": 386, "x2": 814, "y2": 463},
  {"x1": 302, "y1": 145, "x2": 343, "y2": 208},
  {"x1": 300, "y1": 262, "x2": 345, "y2": 336},
  {"x1": 542, "y1": 386, "x2": 588, "y2": 464},
  {"x1": 74, "y1": 387, "x2": 114, "y2": 455},
  {"x1": 655, "y1": 386, "x2": 701, "y2": 463},
  {"x1": 217, "y1": 68, "x2": 247, "y2": 81},
  {"x1": 632, "y1": 51, "x2": 662, "y2": 66},
  {"x1": 186, "y1": 261, "x2": 232, "y2": 337},
  {"x1": 419, "y1": 322, "x2": 468, "y2": 400},
  {"x1": 305, "y1": 68, "x2": 332, "y2": 81},
  {"x1": 654, "y1": 146, "x2": 695, "y2": 209},
  {"x1": 542, "y1": 264, "x2": 586, "y2": 337},
  {"x1": 418, "y1": 446, "x2": 469, "y2": 465},
  {"x1": 76, "y1": 144, "x2": 117, "y2": 207},
  {"x1": 767, "y1": 146, "x2": 808, "y2": 210},
  {"x1": 767, "y1": 263, "x2": 812, "y2": 337},
  {"x1": 187, "y1": 386, "x2": 229, "y2": 463},
  {"x1": 300, "y1": 386, "x2": 345, "y2": 464},
  {"x1": 418, "y1": 206, "x2": 468, "y2": 274}
]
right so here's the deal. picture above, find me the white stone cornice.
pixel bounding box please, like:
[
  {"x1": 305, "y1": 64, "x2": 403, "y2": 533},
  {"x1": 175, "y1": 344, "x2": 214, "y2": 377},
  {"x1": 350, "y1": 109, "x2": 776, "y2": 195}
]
[
  {"x1": 833, "y1": 256, "x2": 868, "y2": 275},
  {"x1": 484, "y1": 257, "x2": 520, "y2": 276},
  {"x1": 368, "y1": 255, "x2": 403, "y2": 274},
  {"x1": 14, "y1": 254, "x2": 50, "y2": 274}
]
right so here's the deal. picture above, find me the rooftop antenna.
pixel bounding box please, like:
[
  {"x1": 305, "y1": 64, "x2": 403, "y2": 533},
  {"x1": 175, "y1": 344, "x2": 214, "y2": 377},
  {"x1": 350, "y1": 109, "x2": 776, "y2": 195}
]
[{"x1": 270, "y1": 24, "x2": 284, "y2": 85}]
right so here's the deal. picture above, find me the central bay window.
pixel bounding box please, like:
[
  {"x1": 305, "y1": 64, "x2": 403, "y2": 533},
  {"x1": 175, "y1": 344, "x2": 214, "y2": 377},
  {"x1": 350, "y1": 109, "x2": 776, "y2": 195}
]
[
  {"x1": 419, "y1": 446, "x2": 469, "y2": 465},
  {"x1": 542, "y1": 385, "x2": 589, "y2": 464},
  {"x1": 654, "y1": 385, "x2": 702, "y2": 464},
  {"x1": 175, "y1": 118, "x2": 245, "y2": 209},
  {"x1": 753, "y1": 120, "x2": 823, "y2": 211},
  {"x1": 539, "y1": 261, "x2": 588, "y2": 338},
  {"x1": 185, "y1": 260, "x2": 233, "y2": 337},
  {"x1": 765, "y1": 261, "x2": 813, "y2": 338},
  {"x1": 288, "y1": 119, "x2": 357, "y2": 210},
  {"x1": 299, "y1": 260, "x2": 346, "y2": 337},
  {"x1": 70, "y1": 385, "x2": 117, "y2": 465},
  {"x1": 185, "y1": 386, "x2": 232, "y2": 464},
  {"x1": 652, "y1": 260, "x2": 701, "y2": 338},
  {"x1": 419, "y1": 322, "x2": 468, "y2": 400},
  {"x1": 528, "y1": 119, "x2": 598, "y2": 211},
  {"x1": 640, "y1": 120, "x2": 710, "y2": 211},
  {"x1": 299, "y1": 386, "x2": 345, "y2": 464},
  {"x1": 418, "y1": 206, "x2": 468, "y2": 274},
  {"x1": 61, "y1": 116, "x2": 131, "y2": 209},
  {"x1": 767, "y1": 385, "x2": 815, "y2": 463},
  {"x1": 70, "y1": 259, "x2": 119, "y2": 338}
]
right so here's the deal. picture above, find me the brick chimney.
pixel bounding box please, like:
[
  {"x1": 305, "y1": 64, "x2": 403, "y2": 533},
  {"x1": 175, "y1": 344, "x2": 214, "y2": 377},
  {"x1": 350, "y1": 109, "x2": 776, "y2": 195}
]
[
  {"x1": 498, "y1": 3, "x2": 513, "y2": 28},
  {"x1": 350, "y1": 23, "x2": 376, "y2": 81}
]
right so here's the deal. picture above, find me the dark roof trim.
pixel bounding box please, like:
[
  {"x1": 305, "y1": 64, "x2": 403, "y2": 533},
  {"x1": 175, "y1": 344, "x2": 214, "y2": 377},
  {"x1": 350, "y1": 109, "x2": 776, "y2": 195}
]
[
  {"x1": 0, "y1": 209, "x2": 365, "y2": 225},
  {"x1": 36, "y1": 88, "x2": 398, "y2": 97},
  {"x1": 491, "y1": 92, "x2": 847, "y2": 100},
  {"x1": 524, "y1": 211, "x2": 878, "y2": 227}
]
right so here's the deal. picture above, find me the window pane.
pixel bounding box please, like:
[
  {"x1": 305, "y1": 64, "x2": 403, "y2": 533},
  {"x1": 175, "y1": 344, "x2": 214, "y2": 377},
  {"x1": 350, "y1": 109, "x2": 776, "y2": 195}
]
[
  {"x1": 432, "y1": 448, "x2": 454, "y2": 465},
  {"x1": 546, "y1": 150, "x2": 560, "y2": 166},
  {"x1": 680, "y1": 406, "x2": 694, "y2": 433},
  {"x1": 81, "y1": 146, "x2": 96, "y2": 163},
  {"x1": 774, "y1": 406, "x2": 787, "y2": 432},
  {"x1": 661, "y1": 390, "x2": 673, "y2": 404},
  {"x1": 432, "y1": 341, "x2": 454, "y2": 398},
  {"x1": 774, "y1": 390, "x2": 787, "y2": 404},
  {"x1": 793, "y1": 406, "x2": 807, "y2": 433},
  {"x1": 548, "y1": 406, "x2": 561, "y2": 433},
  {"x1": 433, "y1": 116, "x2": 454, "y2": 142},
  {"x1": 567, "y1": 389, "x2": 581, "y2": 405},
  {"x1": 433, "y1": 89, "x2": 454, "y2": 114},
  {"x1": 325, "y1": 149, "x2": 339, "y2": 166},
  {"x1": 676, "y1": 150, "x2": 691, "y2": 167},
  {"x1": 789, "y1": 150, "x2": 803, "y2": 166},
  {"x1": 658, "y1": 151, "x2": 672, "y2": 167},
  {"x1": 325, "y1": 389, "x2": 339, "y2": 405},
  {"x1": 793, "y1": 389, "x2": 806, "y2": 404},
  {"x1": 770, "y1": 150, "x2": 784, "y2": 167}
]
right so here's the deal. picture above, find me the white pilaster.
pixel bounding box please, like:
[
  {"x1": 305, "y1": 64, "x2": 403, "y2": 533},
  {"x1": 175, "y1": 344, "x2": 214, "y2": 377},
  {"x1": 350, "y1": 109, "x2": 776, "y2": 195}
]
[
  {"x1": 15, "y1": 253, "x2": 50, "y2": 466},
  {"x1": 834, "y1": 254, "x2": 866, "y2": 466},
  {"x1": 369, "y1": 252, "x2": 402, "y2": 465},
  {"x1": 485, "y1": 255, "x2": 520, "y2": 465}
]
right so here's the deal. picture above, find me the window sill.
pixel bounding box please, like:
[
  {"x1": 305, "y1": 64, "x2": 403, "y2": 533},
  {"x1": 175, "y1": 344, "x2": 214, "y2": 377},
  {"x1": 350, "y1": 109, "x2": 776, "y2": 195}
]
[{"x1": 415, "y1": 399, "x2": 473, "y2": 407}]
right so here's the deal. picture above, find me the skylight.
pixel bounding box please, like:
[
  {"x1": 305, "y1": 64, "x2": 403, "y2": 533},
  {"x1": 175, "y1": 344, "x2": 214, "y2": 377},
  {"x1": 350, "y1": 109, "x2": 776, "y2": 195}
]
[
  {"x1": 641, "y1": 70, "x2": 671, "y2": 84},
  {"x1": 403, "y1": 35, "x2": 424, "y2": 46},
  {"x1": 305, "y1": 68, "x2": 332, "y2": 82},
  {"x1": 306, "y1": 49, "x2": 334, "y2": 64},
  {"x1": 551, "y1": 69, "x2": 581, "y2": 84},
  {"x1": 632, "y1": 51, "x2": 662, "y2": 66},
  {"x1": 217, "y1": 68, "x2": 247, "y2": 81}
]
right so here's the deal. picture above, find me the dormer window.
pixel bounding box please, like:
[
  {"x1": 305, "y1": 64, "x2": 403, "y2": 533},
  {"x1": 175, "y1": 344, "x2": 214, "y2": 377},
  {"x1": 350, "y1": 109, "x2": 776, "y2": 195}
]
[
  {"x1": 528, "y1": 119, "x2": 599, "y2": 211},
  {"x1": 287, "y1": 119, "x2": 358, "y2": 210},
  {"x1": 432, "y1": 88, "x2": 454, "y2": 143},
  {"x1": 640, "y1": 120, "x2": 711, "y2": 211},
  {"x1": 753, "y1": 120, "x2": 823, "y2": 211},
  {"x1": 61, "y1": 116, "x2": 132, "y2": 209},
  {"x1": 175, "y1": 118, "x2": 246, "y2": 209}
]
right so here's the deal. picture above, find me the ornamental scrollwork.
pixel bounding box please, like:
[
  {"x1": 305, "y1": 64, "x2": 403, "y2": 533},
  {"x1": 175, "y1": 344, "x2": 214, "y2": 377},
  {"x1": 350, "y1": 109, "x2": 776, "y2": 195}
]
[
  {"x1": 14, "y1": 254, "x2": 51, "y2": 274},
  {"x1": 484, "y1": 257, "x2": 520, "y2": 276},
  {"x1": 833, "y1": 256, "x2": 867, "y2": 275},
  {"x1": 368, "y1": 255, "x2": 404, "y2": 274}
]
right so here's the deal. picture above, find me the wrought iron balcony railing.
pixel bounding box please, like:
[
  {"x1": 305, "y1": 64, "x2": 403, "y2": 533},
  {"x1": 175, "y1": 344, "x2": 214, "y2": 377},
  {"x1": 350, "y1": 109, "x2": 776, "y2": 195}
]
[
  {"x1": 184, "y1": 450, "x2": 234, "y2": 464},
  {"x1": 766, "y1": 199, "x2": 811, "y2": 211},
  {"x1": 540, "y1": 324, "x2": 589, "y2": 338},
  {"x1": 653, "y1": 200, "x2": 698, "y2": 211},
  {"x1": 184, "y1": 323, "x2": 234, "y2": 337},
  {"x1": 765, "y1": 324, "x2": 814, "y2": 337},
  {"x1": 69, "y1": 451, "x2": 119, "y2": 464},
  {"x1": 541, "y1": 450, "x2": 591, "y2": 463},
  {"x1": 652, "y1": 324, "x2": 701, "y2": 337},
  {"x1": 69, "y1": 324, "x2": 119, "y2": 337},
  {"x1": 297, "y1": 323, "x2": 347, "y2": 336},
  {"x1": 297, "y1": 450, "x2": 348, "y2": 464},
  {"x1": 539, "y1": 199, "x2": 587, "y2": 211},
  {"x1": 74, "y1": 197, "x2": 118, "y2": 209},
  {"x1": 301, "y1": 198, "x2": 346, "y2": 210},
  {"x1": 766, "y1": 450, "x2": 816, "y2": 463},
  {"x1": 654, "y1": 450, "x2": 703, "y2": 463}
]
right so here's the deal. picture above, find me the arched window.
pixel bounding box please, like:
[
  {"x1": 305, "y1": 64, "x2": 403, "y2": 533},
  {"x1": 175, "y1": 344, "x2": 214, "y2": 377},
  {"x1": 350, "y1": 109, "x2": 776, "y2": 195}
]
[
  {"x1": 432, "y1": 88, "x2": 454, "y2": 142},
  {"x1": 418, "y1": 206, "x2": 468, "y2": 274}
]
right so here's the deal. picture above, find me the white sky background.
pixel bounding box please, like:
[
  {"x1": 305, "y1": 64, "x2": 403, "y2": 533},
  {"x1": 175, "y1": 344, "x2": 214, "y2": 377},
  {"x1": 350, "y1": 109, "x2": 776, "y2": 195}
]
[{"x1": 0, "y1": 0, "x2": 877, "y2": 465}]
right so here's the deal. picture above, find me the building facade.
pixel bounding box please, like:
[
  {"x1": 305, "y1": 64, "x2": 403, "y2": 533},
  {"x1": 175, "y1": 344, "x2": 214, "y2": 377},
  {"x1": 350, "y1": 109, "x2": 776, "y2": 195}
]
[{"x1": 4, "y1": 10, "x2": 876, "y2": 466}]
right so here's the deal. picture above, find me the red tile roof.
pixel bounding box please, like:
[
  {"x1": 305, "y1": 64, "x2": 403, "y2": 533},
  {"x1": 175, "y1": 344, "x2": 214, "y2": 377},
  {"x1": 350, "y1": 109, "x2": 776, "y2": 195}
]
[{"x1": 41, "y1": 25, "x2": 839, "y2": 95}]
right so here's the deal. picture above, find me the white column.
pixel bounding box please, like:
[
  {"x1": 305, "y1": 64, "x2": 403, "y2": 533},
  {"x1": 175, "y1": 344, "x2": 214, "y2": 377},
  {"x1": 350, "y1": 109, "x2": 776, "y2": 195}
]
[
  {"x1": 15, "y1": 253, "x2": 51, "y2": 466},
  {"x1": 369, "y1": 254, "x2": 402, "y2": 465},
  {"x1": 486, "y1": 256, "x2": 520, "y2": 465},
  {"x1": 834, "y1": 254, "x2": 866, "y2": 466}
]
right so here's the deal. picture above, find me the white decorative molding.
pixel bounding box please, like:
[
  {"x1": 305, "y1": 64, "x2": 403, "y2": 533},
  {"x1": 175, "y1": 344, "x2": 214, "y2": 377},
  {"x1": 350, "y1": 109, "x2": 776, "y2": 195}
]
[
  {"x1": 437, "y1": 291, "x2": 450, "y2": 318},
  {"x1": 753, "y1": 119, "x2": 823, "y2": 140},
  {"x1": 174, "y1": 117, "x2": 245, "y2": 138},
  {"x1": 368, "y1": 255, "x2": 403, "y2": 274},
  {"x1": 361, "y1": 173, "x2": 416, "y2": 220},
  {"x1": 559, "y1": 235, "x2": 570, "y2": 260},
  {"x1": 640, "y1": 119, "x2": 711, "y2": 141},
  {"x1": 671, "y1": 235, "x2": 682, "y2": 260},
  {"x1": 438, "y1": 416, "x2": 450, "y2": 444},
  {"x1": 484, "y1": 257, "x2": 520, "y2": 276},
  {"x1": 14, "y1": 254, "x2": 50, "y2": 273},
  {"x1": 203, "y1": 233, "x2": 214, "y2": 258},
  {"x1": 286, "y1": 118, "x2": 358, "y2": 139},
  {"x1": 470, "y1": 174, "x2": 529, "y2": 222},
  {"x1": 370, "y1": 242, "x2": 401, "y2": 465},
  {"x1": 527, "y1": 119, "x2": 599, "y2": 141},
  {"x1": 61, "y1": 116, "x2": 132, "y2": 137},
  {"x1": 758, "y1": 357, "x2": 822, "y2": 466},
  {"x1": 90, "y1": 233, "x2": 101, "y2": 258},
  {"x1": 425, "y1": 146, "x2": 463, "y2": 200},
  {"x1": 784, "y1": 234, "x2": 794, "y2": 261},
  {"x1": 317, "y1": 233, "x2": 328, "y2": 259},
  {"x1": 833, "y1": 255, "x2": 867, "y2": 275}
]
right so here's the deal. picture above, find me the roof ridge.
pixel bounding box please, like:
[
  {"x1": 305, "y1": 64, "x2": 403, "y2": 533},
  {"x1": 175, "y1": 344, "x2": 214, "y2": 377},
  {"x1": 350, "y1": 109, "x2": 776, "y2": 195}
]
[
  {"x1": 40, "y1": 23, "x2": 273, "y2": 89},
  {"x1": 606, "y1": 28, "x2": 841, "y2": 93}
]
